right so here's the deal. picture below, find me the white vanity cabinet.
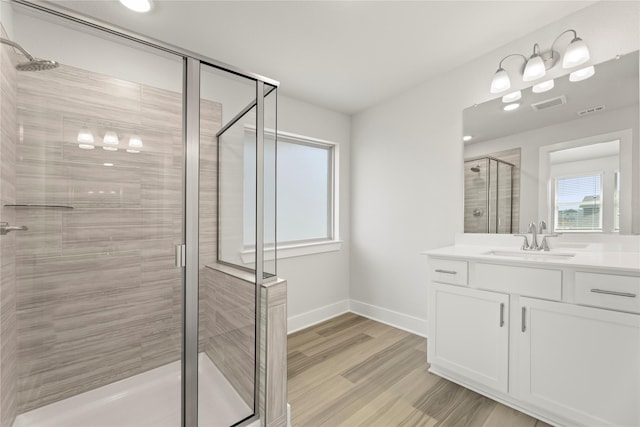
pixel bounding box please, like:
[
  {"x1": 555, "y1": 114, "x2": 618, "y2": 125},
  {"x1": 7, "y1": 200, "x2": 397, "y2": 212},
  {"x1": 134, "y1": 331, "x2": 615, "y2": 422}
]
[
  {"x1": 516, "y1": 297, "x2": 640, "y2": 427},
  {"x1": 429, "y1": 283, "x2": 509, "y2": 392},
  {"x1": 427, "y1": 254, "x2": 640, "y2": 427}
]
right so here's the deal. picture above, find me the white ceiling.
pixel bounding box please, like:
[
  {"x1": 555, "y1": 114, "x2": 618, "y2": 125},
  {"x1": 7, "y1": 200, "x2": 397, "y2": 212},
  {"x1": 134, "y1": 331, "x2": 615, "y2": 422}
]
[{"x1": 49, "y1": 1, "x2": 594, "y2": 115}]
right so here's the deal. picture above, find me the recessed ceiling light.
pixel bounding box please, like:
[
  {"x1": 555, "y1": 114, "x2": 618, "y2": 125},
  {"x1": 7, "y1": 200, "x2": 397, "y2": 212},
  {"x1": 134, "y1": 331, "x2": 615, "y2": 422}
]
[
  {"x1": 462, "y1": 135, "x2": 473, "y2": 142},
  {"x1": 503, "y1": 103, "x2": 520, "y2": 111},
  {"x1": 119, "y1": 0, "x2": 152, "y2": 13}
]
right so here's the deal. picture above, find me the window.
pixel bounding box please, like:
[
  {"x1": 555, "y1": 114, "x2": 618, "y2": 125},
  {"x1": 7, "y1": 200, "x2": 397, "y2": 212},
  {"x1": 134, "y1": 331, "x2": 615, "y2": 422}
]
[
  {"x1": 243, "y1": 127, "x2": 339, "y2": 259},
  {"x1": 554, "y1": 174, "x2": 602, "y2": 231}
]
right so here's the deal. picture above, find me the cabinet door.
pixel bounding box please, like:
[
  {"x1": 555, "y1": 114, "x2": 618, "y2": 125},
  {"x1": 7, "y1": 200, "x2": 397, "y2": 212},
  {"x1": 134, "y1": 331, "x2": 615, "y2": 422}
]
[
  {"x1": 517, "y1": 297, "x2": 640, "y2": 427},
  {"x1": 429, "y1": 283, "x2": 509, "y2": 392}
]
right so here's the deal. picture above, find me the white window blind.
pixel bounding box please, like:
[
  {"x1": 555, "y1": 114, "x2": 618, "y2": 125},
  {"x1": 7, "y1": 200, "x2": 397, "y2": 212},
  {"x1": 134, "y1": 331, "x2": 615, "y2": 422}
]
[{"x1": 555, "y1": 174, "x2": 602, "y2": 231}]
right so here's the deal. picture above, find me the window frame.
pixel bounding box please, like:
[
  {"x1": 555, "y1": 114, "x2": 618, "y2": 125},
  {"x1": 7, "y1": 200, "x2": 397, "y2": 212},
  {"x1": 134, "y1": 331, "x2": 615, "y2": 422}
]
[
  {"x1": 553, "y1": 172, "x2": 604, "y2": 232},
  {"x1": 241, "y1": 125, "x2": 341, "y2": 262}
]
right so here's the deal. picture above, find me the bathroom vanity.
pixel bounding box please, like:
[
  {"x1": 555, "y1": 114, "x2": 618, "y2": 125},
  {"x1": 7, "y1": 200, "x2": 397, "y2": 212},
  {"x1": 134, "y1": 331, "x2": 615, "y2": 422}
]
[{"x1": 425, "y1": 235, "x2": 640, "y2": 427}]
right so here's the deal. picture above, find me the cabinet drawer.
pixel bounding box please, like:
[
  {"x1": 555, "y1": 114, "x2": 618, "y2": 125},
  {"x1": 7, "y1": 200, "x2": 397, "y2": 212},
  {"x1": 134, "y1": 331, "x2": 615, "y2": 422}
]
[
  {"x1": 475, "y1": 263, "x2": 562, "y2": 300},
  {"x1": 575, "y1": 272, "x2": 640, "y2": 314},
  {"x1": 429, "y1": 258, "x2": 468, "y2": 286}
]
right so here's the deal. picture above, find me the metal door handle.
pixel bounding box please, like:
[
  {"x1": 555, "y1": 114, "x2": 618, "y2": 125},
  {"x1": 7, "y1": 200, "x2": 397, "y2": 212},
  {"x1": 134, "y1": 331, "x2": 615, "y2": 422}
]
[
  {"x1": 435, "y1": 269, "x2": 457, "y2": 275},
  {"x1": 521, "y1": 307, "x2": 526, "y2": 332},
  {"x1": 499, "y1": 303, "x2": 505, "y2": 327},
  {"x1": 590, "y1": 289, "x2": 636, "y2": 298},
  {"x1": 0, "y1": 222, "x2": 28, "y2": 235}
]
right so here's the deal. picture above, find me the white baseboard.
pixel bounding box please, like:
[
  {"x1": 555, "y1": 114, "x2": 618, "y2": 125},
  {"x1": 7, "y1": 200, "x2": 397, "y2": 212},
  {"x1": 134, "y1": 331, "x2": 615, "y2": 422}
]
[
  {"x1": 287, "y1": 299, "x2": 350, "y2": 334},
  {"x1": 349, "y1": 299, "x2": 428, "y2": 337},
  {"x1": 287, "y1": 298, "x2": 428, "y2": 337}
]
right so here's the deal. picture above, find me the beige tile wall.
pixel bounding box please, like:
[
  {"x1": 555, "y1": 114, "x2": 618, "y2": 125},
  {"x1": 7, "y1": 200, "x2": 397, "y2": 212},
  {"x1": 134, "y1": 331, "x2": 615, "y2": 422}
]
[
  {"x1": 13, "y1": 64, "x2": 223, "y2": 412},
  {"x1": 201, "y1": 266, "x2": 256, "y2": 407},
  {"x1": 0, "y1": 31, "x2": 18, "y2": 427}
]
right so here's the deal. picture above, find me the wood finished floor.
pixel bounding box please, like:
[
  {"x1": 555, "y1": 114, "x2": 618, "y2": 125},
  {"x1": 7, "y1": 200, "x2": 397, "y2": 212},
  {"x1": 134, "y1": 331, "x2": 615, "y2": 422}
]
[{"x1": 288, "y1": 313, "x2": 552, "y2": 427}]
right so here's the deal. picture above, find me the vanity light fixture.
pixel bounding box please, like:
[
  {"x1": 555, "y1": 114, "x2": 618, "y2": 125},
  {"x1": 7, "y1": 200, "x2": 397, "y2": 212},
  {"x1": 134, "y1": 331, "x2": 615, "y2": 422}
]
[
  {"x1": 522, "y1": 44, "x2": 546, "y2": 82},
  {"x1": 502, "y1": 90, "x2": 522, "y2": 103},
  {"x1": 463, "y1": 135, "x2": 473, "y2": 142},
  {"x1": 103, "y1": 146, "x2": 118, "y2": 151},
  {"x1": 119, "y1": 0, "x2": 152, "y2": 13},
  {"x1": 489, "y1": 29, "x2": 592, "y2": 94},
  {"x1": 532, "y1": 79, "x2": 555, "y2": 93},
  {"x1": 503, "y1": 103, "x2": 520, "y2": 111},
  {"x1": 569, "y1": 65, "x2": 595, "y2": 82}
]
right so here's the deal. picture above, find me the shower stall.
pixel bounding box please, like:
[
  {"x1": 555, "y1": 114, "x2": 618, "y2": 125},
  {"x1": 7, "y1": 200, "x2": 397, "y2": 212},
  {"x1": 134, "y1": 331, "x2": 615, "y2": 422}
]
[
  {"x1": 0, "y1": 2, "x2": 285, "y2": 427},
  {"x1": 464, "y1": 157, "x2": 514, "y2": 233}
]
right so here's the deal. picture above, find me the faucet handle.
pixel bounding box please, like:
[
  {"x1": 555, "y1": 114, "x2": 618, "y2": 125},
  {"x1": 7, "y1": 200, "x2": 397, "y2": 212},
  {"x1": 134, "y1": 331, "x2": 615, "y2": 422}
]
[
  {"x1": 514, "y1": 234, "x2": 529, "y2": 250},
  {"x1": 539, "y1": 233, "x2": 560, "y2": 251},
  {"x1": 539, "y1": 220, "x2": 547, "y2": 234},
  {"x1": 528, "y1": 222, "x2": 536, "y2": 233}
]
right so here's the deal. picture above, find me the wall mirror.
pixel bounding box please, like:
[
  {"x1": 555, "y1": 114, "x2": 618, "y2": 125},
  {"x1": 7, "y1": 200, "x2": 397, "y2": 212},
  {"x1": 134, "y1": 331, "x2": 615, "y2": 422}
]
[{"x1": 463, "y1": 50, "x2": 639, "y2": 235}]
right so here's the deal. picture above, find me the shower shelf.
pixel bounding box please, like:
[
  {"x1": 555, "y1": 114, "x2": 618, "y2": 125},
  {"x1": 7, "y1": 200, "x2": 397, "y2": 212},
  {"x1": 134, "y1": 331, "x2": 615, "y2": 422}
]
[{"x1": 4, "y1": 204, "x2": 74, "y2": 209}]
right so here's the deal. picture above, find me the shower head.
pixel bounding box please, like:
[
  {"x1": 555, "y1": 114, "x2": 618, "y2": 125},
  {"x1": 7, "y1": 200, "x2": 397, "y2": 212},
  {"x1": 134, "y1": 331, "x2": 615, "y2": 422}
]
[
  {"x1": 0, "y1": 37, "x2": 59, "y2": 72},
  {"x1": 471, "y1": 165, "x2": 481, "y2": 173},
  {"x1": 16, "y1": 59, "x2": 59, "y2": 72}
]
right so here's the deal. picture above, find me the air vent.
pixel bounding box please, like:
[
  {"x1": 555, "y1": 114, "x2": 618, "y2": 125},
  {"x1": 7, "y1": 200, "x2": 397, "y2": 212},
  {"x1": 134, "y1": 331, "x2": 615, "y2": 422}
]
[
  {"x1": 577, "y1": 105, "x2": 605, "y2": 116},
  {"x1": 531, "y1": 95, "x2": 567, "y2": 111}
]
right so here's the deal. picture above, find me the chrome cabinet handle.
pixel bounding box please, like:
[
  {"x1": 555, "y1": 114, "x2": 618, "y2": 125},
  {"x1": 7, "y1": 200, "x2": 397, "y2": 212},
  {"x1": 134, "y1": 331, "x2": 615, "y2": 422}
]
[
  {"x1": 499, "y1": 303, "x2": 505, "y2": 327},
  {"x1": 590, "y1": 289, "x2": 637, "y2": 298},
  {"x1": 521, "y1": 307, "x2": 526, "y2": 332},
  {"x1": 0, "y1": 222, "x2": 28, "y2": 235},
  {"x1": 435, "y1": 269, "x2": 457, "y2": 275}
]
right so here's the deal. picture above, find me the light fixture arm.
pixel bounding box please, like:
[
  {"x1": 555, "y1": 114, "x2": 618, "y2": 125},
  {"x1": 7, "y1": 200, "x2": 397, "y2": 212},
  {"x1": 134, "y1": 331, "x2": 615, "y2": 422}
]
[
  {"x1": 498, "y1": 53, "x2": 527, "y2": 69},
  {"x1": 549, "y1": 29, "x2": 578, "y2": 61}
]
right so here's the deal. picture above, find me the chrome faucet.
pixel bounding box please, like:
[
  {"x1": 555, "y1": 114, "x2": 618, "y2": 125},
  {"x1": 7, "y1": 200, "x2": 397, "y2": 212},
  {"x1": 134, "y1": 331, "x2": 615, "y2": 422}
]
[{"x1": 513, "y1": 220, "x2": 559, "y2": 251}]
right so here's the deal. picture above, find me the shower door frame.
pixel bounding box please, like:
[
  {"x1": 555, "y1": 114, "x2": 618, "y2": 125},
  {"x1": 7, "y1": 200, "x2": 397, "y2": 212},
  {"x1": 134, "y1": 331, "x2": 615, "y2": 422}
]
[{"x1": 10, "y1": 2, "x2": 279, "y2": 426}]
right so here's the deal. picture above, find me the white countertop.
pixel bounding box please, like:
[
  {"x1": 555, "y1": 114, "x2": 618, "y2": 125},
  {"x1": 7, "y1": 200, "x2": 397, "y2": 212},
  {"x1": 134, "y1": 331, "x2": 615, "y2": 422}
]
[{"x1": 423, "y1": 234, "x2": 640, "y2": 274}]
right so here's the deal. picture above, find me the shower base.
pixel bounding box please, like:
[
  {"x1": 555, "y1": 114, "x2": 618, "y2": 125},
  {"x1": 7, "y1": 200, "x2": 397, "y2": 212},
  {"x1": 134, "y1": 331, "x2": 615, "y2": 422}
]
[{"x1": 13, "y1": 353, "x2": 254, "y2": 427}]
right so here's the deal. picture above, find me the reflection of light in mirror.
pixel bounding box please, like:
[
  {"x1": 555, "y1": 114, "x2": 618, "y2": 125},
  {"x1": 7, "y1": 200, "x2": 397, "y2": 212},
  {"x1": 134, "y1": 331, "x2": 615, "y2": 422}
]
[
  {"x1": 503, "y1": 103, "x2": 520, "y2": 111},
  {"x1": 532, "y1": 79, "x2": 555, "y2": 93},
  {"x1": 128, "y1": 135, "x2": 143, "y2": 148},
  {"x1": 103, "y1": 131, "x2": 119, "y2": 146},
  {"x1": 103, "y1": 163, "x2": 114, "y2": 167},
  {"x1": 77, "y1": 127, "x2": 94, "y2": 144},
  {"x1": 569, "y1": 65, "x2": 595, "y2": 82},
  {"x1": 463, "y1": 135, "x2": 473, "y2": 142},
  {"x1": 502, "y1": 90, "x2": 522, "y2": 103},
  {"x1": 126, "y1": 149, "x2": 140, "y2": 153}
]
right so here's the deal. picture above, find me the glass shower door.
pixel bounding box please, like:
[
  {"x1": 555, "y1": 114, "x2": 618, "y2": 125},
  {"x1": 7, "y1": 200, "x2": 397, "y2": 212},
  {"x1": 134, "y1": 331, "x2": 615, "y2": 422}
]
[{"x1": 2, "y1": 12, "x2": 186, "y2": 426}]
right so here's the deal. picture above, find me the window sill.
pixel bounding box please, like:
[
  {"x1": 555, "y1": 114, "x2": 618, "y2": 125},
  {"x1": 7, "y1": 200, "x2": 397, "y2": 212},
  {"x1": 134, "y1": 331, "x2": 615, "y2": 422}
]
[{"x1": 240, "y1": 239, "x2": 343, "y2": 263}]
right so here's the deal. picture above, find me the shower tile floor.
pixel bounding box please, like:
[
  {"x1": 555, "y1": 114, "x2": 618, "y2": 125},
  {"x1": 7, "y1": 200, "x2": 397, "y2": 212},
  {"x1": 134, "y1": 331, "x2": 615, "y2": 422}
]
[{"x1": 13, "y1": 354, "x2": 253, "y2": 427}]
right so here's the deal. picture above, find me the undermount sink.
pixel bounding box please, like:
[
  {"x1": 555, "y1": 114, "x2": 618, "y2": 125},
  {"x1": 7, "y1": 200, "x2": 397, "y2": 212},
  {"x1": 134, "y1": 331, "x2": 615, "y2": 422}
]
[{"x1": 484, "y1": 250, "x2": 576, "y2": 259}]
